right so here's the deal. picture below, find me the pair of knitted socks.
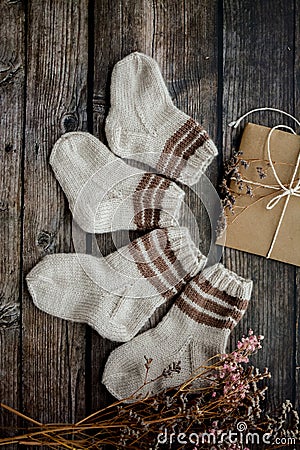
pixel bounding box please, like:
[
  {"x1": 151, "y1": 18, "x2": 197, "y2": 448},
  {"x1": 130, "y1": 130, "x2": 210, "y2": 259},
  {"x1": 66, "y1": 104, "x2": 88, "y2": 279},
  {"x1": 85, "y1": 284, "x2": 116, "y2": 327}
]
[
  {"x1": 103, "y1": 263, "x2": 252, "y2": 400},
  {"x1": 49, "y1": 52, "x2": 218, "y2": 234},
  {"x1": 26, "y1": 52, "x2": 253, "y2": 400},
  {"x1": 27, "y1": 227, "x2": 206, "y2": 342},
  {"x1": 27, "y1": 245, "x2": 252, "y2": 399}
]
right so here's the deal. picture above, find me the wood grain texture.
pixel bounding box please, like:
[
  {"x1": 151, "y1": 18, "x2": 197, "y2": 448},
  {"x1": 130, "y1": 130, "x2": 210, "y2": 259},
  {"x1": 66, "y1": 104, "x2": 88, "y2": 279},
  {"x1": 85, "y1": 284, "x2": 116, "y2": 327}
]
[
  {"x1": 21, "y1": 0, "x2": 88, "y2": 424},
  {"x1": 0, "y1": 0, "x2": 24, "y2": 442},
  {"x1": 296, "y1": 268, "x2": 300, "y2": 411},
  {"x1": 0, "y1": 0, "x2": 298, "y2": 441},
  {"x1": 223, "y1": 0, "x2": 297, "y2": 409},
  {"x1": 90, "y1": 0, "x2": 155, "y2": 413},
  {"x1": 295, "y1": 0, "x2": 300, "y2": 412}
]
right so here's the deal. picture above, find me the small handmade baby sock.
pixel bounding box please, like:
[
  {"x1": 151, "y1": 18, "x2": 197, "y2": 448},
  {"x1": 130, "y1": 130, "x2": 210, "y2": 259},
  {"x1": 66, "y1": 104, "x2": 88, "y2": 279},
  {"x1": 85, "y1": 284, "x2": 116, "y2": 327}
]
[
  {"x1": 26, "y1": 227, "x2": 206, "y2": 342},
  {"x1": 50, "y1": 131, "x2": 185, "y2": 233},
  {"x1": 102, "y1": 263, "x2": 252, "y2": 399},
  {"x1": 105, "y1": 52, "x2": 218, "y2": 186}
]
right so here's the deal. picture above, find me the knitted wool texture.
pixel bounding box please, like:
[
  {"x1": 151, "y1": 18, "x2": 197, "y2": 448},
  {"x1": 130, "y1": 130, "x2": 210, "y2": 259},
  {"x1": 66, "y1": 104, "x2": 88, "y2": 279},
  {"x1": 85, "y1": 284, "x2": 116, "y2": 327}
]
[
  {"x1": 50, "y1": 132, "x2": 185, "y2": 233},
  {"x1": 105, "y1": 52, "x2": 218, "y2": 186},
  {"x1": 26, "y1": 227, "x2": 206, "y2": 342},
  {"x1": 102, "y1": 263, "x2": 253, "y2": 399}
]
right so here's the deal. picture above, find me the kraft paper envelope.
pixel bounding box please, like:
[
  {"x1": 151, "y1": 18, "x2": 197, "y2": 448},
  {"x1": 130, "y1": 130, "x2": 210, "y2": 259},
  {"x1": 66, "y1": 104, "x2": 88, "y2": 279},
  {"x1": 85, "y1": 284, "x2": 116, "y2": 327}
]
[{"x1": 217, "y1": 122, "x2": 300, "y2": 266}]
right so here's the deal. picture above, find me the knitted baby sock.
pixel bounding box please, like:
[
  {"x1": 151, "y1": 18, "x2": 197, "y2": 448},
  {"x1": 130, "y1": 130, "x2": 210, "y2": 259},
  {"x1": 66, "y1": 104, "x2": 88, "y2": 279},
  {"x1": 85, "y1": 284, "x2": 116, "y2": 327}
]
[
  {"x1": 50, "y1": 131, "x2": 185, "y2": 233},
  {"x1": 105, "y1": 52, "x2": 218, "y2": 186},
  {"x1": 26, "y1": 227, "x2": 206, "y2": 342},
  {"x1": 102, "y1": 263, "x2": 252, "y2": 399}
]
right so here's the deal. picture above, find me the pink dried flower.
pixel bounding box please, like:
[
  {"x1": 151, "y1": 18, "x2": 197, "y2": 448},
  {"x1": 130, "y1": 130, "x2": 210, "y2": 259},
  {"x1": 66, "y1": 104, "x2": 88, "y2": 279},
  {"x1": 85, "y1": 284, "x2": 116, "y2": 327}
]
[{"x1": 236, "y1": 330, "x2": 263, "y2": 354}]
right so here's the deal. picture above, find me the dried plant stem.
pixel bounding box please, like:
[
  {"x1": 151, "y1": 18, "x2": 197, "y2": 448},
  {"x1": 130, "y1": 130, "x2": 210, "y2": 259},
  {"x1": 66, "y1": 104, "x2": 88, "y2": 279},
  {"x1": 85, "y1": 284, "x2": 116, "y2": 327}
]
[
  {"x1": 0, "y1": 333, "x2": 298, "y2": 450},
  {"x1": 0, "y1": 403, "x2": 42, "y2": 427}
]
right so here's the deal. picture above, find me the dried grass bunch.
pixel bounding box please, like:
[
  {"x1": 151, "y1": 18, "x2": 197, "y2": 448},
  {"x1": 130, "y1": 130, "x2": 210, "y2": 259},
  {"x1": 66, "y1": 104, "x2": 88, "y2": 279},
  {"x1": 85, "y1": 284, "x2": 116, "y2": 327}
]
[{"x1": 0, "y1": 331, "x2": 299, "y2": 449}]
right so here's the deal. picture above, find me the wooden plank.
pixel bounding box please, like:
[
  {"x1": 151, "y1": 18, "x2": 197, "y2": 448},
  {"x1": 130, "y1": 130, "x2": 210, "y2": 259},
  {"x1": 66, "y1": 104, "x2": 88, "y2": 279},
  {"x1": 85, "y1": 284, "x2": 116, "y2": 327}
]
[
  {"x1": 90, "y1": 0, "x2": 219, "y2": 412},
  {"x1": 295, "y1": 0, "x2": 300, "y2": 412},
  {"x1": 0, "y1": 0, "x2": 297, "y2": 437},
  {"x1": 223, "y1": 0, "x2": 296, "y2": 409},
  {"x1": 0, "y1": 0, "x2": 24, "y2": 443},
  {"x1": 296, "y1": 270, "x2": 300, "y2": 411},
  {"x1": 21, "y1": 0, "x2": 88, "y2": 424},
  {"x1": 90, "y1": 0, "x2": 154, "y2": 413}
]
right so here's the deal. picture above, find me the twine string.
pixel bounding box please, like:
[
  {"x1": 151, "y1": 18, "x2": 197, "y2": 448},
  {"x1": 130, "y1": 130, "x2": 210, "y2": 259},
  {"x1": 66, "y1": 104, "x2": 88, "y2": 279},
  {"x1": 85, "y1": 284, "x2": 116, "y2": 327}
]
[{"x1": 229, "y1": 107, "x2": 300, "y2": 259}]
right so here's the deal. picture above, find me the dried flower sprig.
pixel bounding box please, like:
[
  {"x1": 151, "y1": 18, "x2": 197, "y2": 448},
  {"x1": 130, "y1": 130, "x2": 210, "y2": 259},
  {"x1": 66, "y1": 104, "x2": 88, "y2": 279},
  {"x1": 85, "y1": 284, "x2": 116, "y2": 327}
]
[
  {"x1": 219, "y1": 151, "x2": 299, "y2": 217},
  {"x1": 0, "y1": 330, "x2": 298, "y2": 450},
  {"x1": 219, "y1": 151, "x2": 261, "y2": 214},
  {"x1": 219, "y1": 150, "x2": 243, "y2": 214}
]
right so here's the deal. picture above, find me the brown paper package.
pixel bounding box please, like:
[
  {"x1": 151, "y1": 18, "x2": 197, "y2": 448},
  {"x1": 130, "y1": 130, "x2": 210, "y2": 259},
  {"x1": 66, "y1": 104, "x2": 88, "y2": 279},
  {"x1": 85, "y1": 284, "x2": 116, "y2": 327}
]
[{"x1": 217, "y1": 122, "x2": 300, "y2": 266}]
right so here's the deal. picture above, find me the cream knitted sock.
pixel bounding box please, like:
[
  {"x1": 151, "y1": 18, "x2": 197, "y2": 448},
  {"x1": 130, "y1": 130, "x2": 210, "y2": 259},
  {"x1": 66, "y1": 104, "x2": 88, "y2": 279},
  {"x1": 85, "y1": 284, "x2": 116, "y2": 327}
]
[
  {"x1": 50, "y1": 131, "x2": 185, "y2": 233},
  {"x1": 102, "y1": 263, "x2": 252, "y2": 399},
  {"x1": 105, "y1": 52, "x2": 218, "y2": 186},
  {"x1": 26, "y1": 227, "x2": 206, "y2": 342}
]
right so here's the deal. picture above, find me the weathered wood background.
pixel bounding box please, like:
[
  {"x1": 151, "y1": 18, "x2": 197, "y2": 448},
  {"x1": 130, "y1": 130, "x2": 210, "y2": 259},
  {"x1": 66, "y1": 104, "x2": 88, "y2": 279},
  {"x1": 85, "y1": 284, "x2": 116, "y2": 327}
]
[{"x1": 0, "y1": 0, "x2": 299, "y2": 447}]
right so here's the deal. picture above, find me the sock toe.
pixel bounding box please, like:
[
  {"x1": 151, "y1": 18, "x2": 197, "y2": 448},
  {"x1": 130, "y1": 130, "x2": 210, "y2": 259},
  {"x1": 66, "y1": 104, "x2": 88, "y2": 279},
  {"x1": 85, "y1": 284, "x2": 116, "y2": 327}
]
[
  {"x1": 26, "y1": 256, "x2": 69, "y2": 318},
  {"x1": 102, "y1": 346, "x2": 147, "y2": 401}
]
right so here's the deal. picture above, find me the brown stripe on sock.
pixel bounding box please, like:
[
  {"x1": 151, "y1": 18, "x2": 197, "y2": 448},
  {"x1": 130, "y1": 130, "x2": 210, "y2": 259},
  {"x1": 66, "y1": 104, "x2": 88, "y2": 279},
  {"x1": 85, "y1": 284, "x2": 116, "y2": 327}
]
[
  {"x1": 171, "y1": 273, "x2": 191, "y2": 299},
  {"x1": 164, "y1": 118, "x2": 196, "y2": 154},
  {"x1": 144, "y1": 229, "x2": 191, "y2": 296},
  {"x1": 133, "y1": 173, "x2": 158, "y2": 229},
  {"x1": 131, "y1": 260, "x2": 170, "y2": 295},
  {"x1": 134, "y1": 173, "x2": 154, "y2": 192},
  {"x1": 147, "y1": 176, "x2": 171, "y2": 227},
  {"x1": 155, "y1": 229, "x2": 196, "y2": 290},
  {"x1": 185, "y1": 283, "x2": 244, "y2": 322},
  {"x1": 195, "y1": 278, "x2": 249, "y2": 311},
  {"x1": 145, "y1": 175, "x2": 162, "y2": 228},
  {"x1": 152, "y1": 250, "x2": 187, "y2": 293},
  {"x1": 172, "y1": 126, "x2": 203, "y2": 156},
  {"x1": 156, "y1": 118, "x2": 211, "y2": 180},
  {"x1": 128, "y1": 230, "x2": 175, "y2": 297},
  {"x1": 175, "y1": 297, "x2": 235, "y2": 330},
  {"x1": 156, "y1": 118, "x2": 195, "y2": 174},
  {"x1": 128, "y1": 240, "x2": 170, "y2": 296},
  {"x1": 171, "y1": 128, "x2": 208, "y2": 160},
  {"x1": 152, "y1": 209, "x2": 161, "y2": 226},
  {"x1": 170, "y1": 132, "x2": 210, "y2": 179},
  {"x1": 173, "y1": 131, "x2": 209, "y2": 163},
  {"x1": 134, "y1": 209, "x2": 154, "y2": 229},
  {"x1": 163, "y1": 128, "x2": 204, "y2": 179},
  {"x1": 162, "y1": 273, "x2": 192, "y2": 301},
  {"x1": 133, "y1": 174, "x2": 172, "y2": 229},
  {"x1": 128, "y1": 229, "x2": 193, "y2": 299},
  {"x1": 152, "y1": 177, "x2": 172, "y2": 224},
  {"x1": 130, "y1": 229, "x2": 161, "y2": 255},
  {"x1": 133, "y1": 173, "x2": 153, "y2": 228}
]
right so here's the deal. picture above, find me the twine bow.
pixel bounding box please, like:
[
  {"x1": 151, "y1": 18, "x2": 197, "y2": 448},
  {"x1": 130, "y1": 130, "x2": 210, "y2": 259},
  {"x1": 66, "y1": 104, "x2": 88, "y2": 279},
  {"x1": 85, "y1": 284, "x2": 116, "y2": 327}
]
[{"x1": 229, "y1": 108, "x2": 300, "y2": 259}]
